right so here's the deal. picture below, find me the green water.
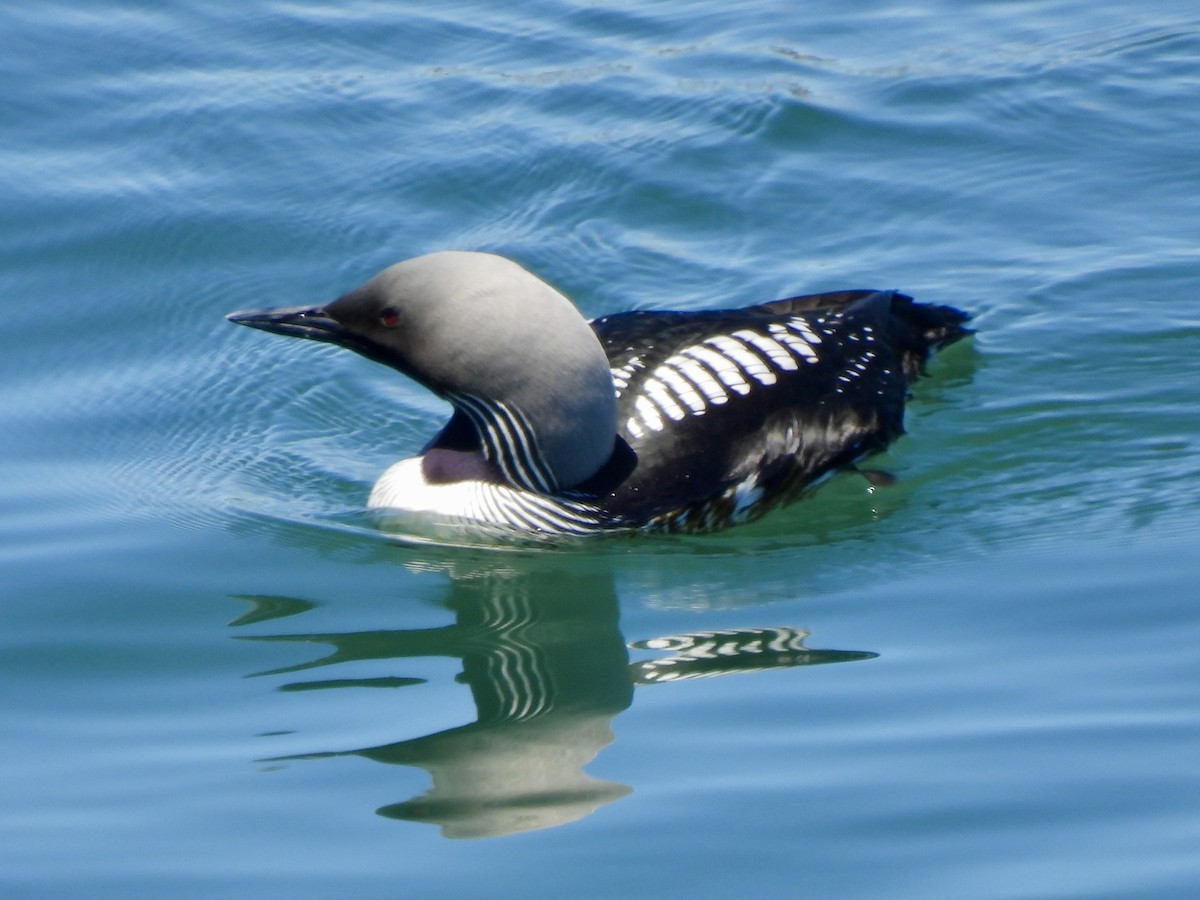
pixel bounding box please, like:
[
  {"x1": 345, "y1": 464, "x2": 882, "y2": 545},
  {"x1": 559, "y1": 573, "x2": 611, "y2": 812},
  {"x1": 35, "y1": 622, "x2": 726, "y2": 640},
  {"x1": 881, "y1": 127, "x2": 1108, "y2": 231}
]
[{"x1": 3, "y1": 1, "x2": 1199, "y2": 897}]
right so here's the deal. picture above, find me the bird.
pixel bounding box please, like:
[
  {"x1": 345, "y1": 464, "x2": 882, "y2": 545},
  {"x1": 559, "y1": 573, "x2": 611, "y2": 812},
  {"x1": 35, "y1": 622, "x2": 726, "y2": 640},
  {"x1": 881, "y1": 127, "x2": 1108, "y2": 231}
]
[{"x1": 227, "y1": 250, "x2": 971, "y2": 538}]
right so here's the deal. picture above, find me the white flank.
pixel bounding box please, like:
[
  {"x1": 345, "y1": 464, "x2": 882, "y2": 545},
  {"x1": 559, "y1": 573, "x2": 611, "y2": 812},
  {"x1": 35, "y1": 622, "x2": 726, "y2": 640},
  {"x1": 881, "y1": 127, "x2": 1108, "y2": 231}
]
[
  {"x1": 730, "y1": 477, "x2": 764, "y2": 523},
  {"x1": 368, "y1": 457, "x2": 603, "y2": 536}
]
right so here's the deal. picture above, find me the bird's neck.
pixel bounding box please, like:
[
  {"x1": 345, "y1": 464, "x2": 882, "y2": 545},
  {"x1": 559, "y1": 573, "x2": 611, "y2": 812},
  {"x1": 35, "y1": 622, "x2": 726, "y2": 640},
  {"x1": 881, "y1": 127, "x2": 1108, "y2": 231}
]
[{"x1": 446, "y1": 391, "x2": 564, "y2": 494}]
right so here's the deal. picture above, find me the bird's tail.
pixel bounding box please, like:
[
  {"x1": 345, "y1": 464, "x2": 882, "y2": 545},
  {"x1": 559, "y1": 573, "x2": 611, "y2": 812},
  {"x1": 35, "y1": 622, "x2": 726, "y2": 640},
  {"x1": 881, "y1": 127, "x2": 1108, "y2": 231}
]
[
  {"x1": 757, "y1": 288, "x2": 973, "y2": 381},
  {"x1": 883, "y1": 292, "x2": 973, "y2": 380}
]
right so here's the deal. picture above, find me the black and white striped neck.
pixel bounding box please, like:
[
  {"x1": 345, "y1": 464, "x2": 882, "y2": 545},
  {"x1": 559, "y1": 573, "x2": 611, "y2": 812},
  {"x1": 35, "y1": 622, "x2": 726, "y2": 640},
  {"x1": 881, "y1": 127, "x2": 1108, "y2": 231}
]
[{"x1": 444, "y1": 391, "x2": 561, "y2": 495}]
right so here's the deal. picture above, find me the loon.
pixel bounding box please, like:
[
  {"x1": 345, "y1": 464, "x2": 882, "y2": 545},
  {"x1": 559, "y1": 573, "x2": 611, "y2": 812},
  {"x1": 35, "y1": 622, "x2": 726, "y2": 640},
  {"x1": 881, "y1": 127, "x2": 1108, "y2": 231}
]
[{"x1": 228, "y1": 251, "x2": 970, "y2": 537}]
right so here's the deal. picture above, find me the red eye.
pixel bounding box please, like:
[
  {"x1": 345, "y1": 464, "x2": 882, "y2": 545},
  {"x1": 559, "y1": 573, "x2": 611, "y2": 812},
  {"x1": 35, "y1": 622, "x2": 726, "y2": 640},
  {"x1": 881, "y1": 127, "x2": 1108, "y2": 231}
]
[{"x1": 379, "y1": 307, "x2": 400, "y2": 327}]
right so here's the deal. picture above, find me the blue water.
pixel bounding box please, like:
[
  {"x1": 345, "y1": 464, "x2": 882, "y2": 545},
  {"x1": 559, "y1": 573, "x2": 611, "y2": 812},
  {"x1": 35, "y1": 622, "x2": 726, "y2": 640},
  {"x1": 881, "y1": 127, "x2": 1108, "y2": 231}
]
[{"x1": 3, "y1": 1, "x2": 1199, "y2": 897}]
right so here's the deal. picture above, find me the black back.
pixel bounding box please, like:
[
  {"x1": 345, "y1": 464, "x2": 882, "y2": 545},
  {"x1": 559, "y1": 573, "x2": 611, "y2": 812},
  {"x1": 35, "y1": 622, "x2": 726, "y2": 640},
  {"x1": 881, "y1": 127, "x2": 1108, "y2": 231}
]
[{"x1": 590, "y1": 290, "x2": 971, "y2": 526}]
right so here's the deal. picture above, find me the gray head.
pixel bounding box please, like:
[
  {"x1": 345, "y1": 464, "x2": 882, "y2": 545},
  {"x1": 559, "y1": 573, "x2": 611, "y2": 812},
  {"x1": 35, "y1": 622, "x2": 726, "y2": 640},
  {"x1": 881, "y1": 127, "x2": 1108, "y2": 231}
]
[{"x1": 228, "y1": 251, "x2": 618, "y2": 492}]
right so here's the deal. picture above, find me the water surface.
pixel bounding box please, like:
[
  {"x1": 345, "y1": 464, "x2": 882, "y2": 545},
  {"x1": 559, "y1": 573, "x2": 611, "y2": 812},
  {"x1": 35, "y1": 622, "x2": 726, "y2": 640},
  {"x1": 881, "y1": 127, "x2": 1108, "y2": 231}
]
[{"x1": 3, "y1": 1, "x2": 1199, "y2": 897}]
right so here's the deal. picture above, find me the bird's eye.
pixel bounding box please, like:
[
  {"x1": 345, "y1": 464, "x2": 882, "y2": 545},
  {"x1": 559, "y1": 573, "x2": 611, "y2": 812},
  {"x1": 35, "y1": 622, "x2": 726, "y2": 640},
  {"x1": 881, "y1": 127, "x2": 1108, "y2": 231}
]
[{"x1": 379, "y1": 307, "x2": 400, "y2": 328}]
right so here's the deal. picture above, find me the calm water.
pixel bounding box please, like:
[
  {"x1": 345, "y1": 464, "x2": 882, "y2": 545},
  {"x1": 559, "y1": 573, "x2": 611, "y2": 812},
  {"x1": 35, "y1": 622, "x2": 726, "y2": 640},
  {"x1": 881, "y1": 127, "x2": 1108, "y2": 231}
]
[{"x1": 3, "y1": 0, "x2": 1199, "y2": 896}]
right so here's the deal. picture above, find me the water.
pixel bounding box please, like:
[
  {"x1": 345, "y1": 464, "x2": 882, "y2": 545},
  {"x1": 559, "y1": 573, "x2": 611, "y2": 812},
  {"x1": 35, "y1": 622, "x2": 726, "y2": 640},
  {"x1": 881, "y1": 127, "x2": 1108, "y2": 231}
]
[{"x1": 3, "y1": 0, "x2": 1199, "y2": 896}]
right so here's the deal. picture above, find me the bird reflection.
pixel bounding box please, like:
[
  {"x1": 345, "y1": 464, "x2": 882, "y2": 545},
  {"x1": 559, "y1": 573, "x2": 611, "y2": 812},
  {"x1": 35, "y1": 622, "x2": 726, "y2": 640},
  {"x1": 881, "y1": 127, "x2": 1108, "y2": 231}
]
[
  {"x1": 234, "y1": 559, "x2": 875, "y2": 839},
  {"x1": 631, "y1": 626, "x2": 875, "y2": 684}
]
